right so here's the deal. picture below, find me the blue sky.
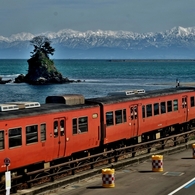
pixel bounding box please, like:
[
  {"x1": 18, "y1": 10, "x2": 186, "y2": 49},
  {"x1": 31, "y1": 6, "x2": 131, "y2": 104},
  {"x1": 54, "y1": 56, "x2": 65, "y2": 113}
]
[{"x1": 1, "y1": 0, "x2": 195, "y2": 36}]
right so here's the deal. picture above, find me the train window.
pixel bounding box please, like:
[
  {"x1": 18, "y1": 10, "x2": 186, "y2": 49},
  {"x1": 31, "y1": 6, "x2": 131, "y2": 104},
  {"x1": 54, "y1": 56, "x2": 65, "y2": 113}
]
[
  {"x1": 72, "y1": 118, "x2": 78, "y2": 134},
  {"x1": 54, "y1": 121, "x2": 58, "y2": 137},
  {"x1": 154, "y1": 103, "x2": 159, "y2": 115},
  {"x1": 78, "y1": 117, "x2": 88, "y2": 133},
  {"x1": 0, "y1": 130, "x2": 4, "y2": 150},
  {"x1": 41, "y1": 124, "x2": 46, "y2": 141},
  {"x1": 9, "y1": 127, "x2": 22, "y2": 148},
  {"x1": 142, "y1": 105, "x2": 145, "y2": 118},
  {"x1": 60, "y1": 120, "x2": 65, "y2": 136},
  {"x1": 134, "y1": 106, "x2": 137, "y2": 119},
  {"x1": 26, "y1": 125, "x2": 38, "y2": 144},
  {"x1": 106, "y1": 112, "x2": 114, "y2": 126},
  {"x1": 146, "y1": 104, "x2": 152, "y2": 117},
  {"x1": 167, "y1": 101, "x2": 172, "y2": 112},
  {"x1": 160, "y1": 102, "x2": 166, "y2": 114},
  {"x1": 123, "y1": 109, "x2": 127, "y2": 122},
  {"x1": 191, "y1": 96, "x2": 195, "y2": 107},
  {"x1": 130, "y1": 106, "x2": 137, "y2": 120},
  {"x1": 115, "y1": 110, "x2": 122, "y2": 124},
  {"x1": 130, "y1": 107, "x2": 134, "y2": 120},
  {"x1": 182, "y1": 97, "x2": 187, "y2": 108},
  {"x1": 173, "y1": 99, "x2": 178, "y2": 111}
]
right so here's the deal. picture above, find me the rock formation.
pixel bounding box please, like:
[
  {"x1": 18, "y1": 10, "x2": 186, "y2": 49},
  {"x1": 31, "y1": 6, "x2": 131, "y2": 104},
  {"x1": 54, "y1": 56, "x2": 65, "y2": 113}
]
[
  {"x1": 14, "y1": 52, "x2": 80, "y2": 85},
  {"x1": 0, "y1": 77, "x2": 11, "y2": 84}
]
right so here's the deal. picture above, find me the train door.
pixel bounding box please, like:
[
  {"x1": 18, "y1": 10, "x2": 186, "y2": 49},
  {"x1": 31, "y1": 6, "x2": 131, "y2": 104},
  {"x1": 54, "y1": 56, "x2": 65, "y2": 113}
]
[
  {"x1": 53, "y1": 118, "x2": 66, "y2": 158},
  {"x1": 182, "y1": 96, "x2": 188, "y2": 121},
  {"x1": 130, "y1": 105, "x2": 138, "y2": 137}
]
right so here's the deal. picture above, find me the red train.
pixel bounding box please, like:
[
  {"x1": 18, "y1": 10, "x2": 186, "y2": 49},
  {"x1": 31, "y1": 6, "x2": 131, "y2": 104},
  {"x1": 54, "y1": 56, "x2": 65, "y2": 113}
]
[{"x1": 0, "y1": 86, "x2": 195, "y2": 181}]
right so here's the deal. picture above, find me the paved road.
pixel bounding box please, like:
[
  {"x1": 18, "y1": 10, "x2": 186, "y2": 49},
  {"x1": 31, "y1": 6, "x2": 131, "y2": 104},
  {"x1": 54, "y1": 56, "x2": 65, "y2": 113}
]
[{"x1": 24, "y1": 147, "x2": 195, "y2": 195}]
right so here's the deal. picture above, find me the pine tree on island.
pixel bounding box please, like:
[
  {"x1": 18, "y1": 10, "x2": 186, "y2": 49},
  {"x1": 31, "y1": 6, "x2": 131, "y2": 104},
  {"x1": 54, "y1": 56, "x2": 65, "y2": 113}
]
[{"x1": 30, "y1": 36, "x2": 55, "y2": 59}]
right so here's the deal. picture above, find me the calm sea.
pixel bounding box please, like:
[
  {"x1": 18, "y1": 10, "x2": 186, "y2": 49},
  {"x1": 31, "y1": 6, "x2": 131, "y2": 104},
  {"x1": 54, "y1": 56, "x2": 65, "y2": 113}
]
[{"x1": 1, "y1": 59, "x2": 195, "y2": 104}]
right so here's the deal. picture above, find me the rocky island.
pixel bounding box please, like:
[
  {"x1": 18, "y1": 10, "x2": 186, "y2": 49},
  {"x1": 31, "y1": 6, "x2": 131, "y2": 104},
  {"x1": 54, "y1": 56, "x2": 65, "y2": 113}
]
[
  {"x1": 13, "y1": 36, "x2": 81, "y2": 85},
  {"x1": 14, "y1": 52, "x2": 79, "y2": 85}
]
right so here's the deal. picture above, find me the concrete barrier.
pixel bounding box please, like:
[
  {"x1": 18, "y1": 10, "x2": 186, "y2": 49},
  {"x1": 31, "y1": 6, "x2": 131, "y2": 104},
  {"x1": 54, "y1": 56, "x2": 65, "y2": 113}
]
[
  {"x1": 152, "y1": 155, "x2": 163, "y2": 172},
  {"x1": 102, "y1": 168, "x2": 115, "y2": 188}
]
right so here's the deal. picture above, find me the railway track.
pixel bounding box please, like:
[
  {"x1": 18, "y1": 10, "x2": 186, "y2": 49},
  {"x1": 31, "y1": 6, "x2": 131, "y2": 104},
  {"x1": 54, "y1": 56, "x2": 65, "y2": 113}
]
[{"x1": 1, "y1": 129, "x2": 195, "y2": 195}]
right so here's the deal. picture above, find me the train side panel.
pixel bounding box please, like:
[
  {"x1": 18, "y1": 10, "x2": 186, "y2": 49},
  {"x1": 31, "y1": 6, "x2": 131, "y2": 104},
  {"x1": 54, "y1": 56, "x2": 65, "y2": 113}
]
[
  {"x1": 100, "y1": 90, "x2": 195, "y2": 145},
  {"x1": 51, "y1": 106, "x2": 100, "y2": 157},
  {"x1": 48, "y1": 106, "x2": 100, "y2": 159},
  {"x1": 101, "y1": 102, "x2": 133, "y2": 144},
  {"x1": 0, "y1": 105, "x2": 101, "y2": 173},
  {"x1": 0, "y1": 115, "x2": 54, "y2": 173},
  {"x1": 139, "y1": 93, "x2": 187, "y2": 135}
]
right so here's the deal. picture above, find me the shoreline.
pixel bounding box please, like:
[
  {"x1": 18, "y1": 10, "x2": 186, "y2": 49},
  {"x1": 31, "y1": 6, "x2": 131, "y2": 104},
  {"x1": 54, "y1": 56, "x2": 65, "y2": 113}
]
[{"x1": 151, "y1": 82, "x2": 195, "y2": 87}]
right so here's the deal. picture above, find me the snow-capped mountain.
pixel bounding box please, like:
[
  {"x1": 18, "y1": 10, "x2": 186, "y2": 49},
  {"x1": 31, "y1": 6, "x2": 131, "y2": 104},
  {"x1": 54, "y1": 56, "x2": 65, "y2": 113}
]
[{"x1": 1, "y1": 26, "x2": 195, "y2": 59}]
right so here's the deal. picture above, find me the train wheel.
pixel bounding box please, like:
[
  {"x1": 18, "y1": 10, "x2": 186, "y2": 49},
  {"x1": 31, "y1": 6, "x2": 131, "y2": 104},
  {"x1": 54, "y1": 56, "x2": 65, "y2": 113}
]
[
  {"x1": 164, "y1": 138, "x2": 174, "y2": 148},
  {"x1": 52, "y1": 165, "x2": 72, "y2": 180},
  {"x1": 16, "y1": 182, "x2": 28, "y2": 191},
  {"x1": 188, "y1": 132, "x2": 195, "y2": 141},
  {"x1": 117, "y1": 149, "x2": 127, "y2": 161},
  {"x1": 176, "y1": 135, "x2": 186, "y2": 144},
  {"x1": 132, "y1": 144, "x2": 148, "y2": 157},
  {"x1": 150, "y1": 141, "x2": 162, "y2": 152},
  {"x1": 29, "y1": 171, "x2": 51, "y2": 187},
  {"x1": 75, "y1": 160, "x2": 91, "y2": 173},
  {"x1": 93, "y1": 155, "x2": 109, "y2": 167}
]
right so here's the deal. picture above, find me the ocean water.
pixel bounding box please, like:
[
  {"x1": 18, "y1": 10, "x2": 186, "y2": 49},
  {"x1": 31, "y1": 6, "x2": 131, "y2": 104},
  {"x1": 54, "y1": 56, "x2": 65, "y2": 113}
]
[{"x1": 1, "y1": 59, "x2": 195, "y2": 104}]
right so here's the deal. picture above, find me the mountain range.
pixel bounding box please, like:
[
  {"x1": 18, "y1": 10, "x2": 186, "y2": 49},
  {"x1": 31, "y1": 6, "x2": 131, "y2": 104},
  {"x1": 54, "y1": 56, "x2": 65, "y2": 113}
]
[{"x1": 0, "y1": 26, "x2": 195, "y2": 59}]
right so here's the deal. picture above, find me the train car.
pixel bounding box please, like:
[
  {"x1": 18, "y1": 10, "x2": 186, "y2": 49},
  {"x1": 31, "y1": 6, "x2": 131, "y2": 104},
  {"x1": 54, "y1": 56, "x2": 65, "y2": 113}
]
[
  {"x1": 0, "y1": 95, "x2": 100, "y2": 180},
  {"x1": 1, "y1": 86, "x2": 195, "y2": 183},
  {"x1": 86, "y1": 86, "x2": 195, "y2": 148}
]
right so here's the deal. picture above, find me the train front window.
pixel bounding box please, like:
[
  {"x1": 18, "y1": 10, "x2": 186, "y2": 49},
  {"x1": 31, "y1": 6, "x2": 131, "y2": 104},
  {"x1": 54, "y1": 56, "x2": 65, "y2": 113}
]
[
  {"x1": 41, "y1": 123, "x2": 46, "y2": 141},
  {"x1": 0, "y1": 130, "x2": 4, "y2": 150},
  {"x1": 9, "y1": 127, "x2": 22, "y2": 148},
  {"x1": 106, "y1": 112, "x2": 114, "y2": 126},
  {"x1": 26, "y1": 125, "x2": 38, "y2": 144}
]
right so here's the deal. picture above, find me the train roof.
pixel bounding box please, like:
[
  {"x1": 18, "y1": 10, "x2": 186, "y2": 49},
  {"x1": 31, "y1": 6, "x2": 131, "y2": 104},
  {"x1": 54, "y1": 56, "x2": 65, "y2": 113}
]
[
  {"x1": 86, "y1": 86, "x2": 195, "y2": 105},
  {"x1": 1, "y1": 86, "x2": 195, "y2": 120},
  {"x1": 0, "y1": 102, "x2": 97, "y2": 120}
]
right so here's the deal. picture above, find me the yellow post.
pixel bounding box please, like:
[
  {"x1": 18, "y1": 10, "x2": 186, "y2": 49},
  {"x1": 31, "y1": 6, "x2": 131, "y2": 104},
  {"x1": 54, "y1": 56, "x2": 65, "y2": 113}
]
[
  {"x1": 102, "y1": 168, "x2": 115, "y2": 188},
  {"x1": 152, "y1": 155, "x2": 163, "y2": 172},
  {"x1": 192, "y1": 144, "x2": 195, "y2": 158}
]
